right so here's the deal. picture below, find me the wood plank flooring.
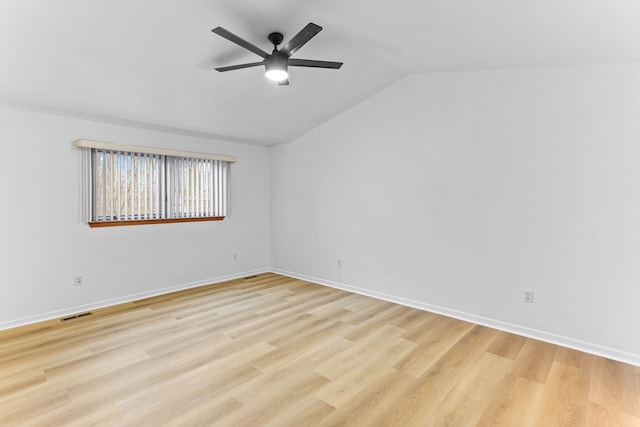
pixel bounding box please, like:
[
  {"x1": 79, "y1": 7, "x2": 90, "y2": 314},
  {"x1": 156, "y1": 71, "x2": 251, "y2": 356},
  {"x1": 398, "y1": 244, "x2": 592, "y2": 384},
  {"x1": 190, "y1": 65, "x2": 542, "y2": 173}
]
[{"x1": 1, "y1": 273, "x2": 639, "y2": 426}]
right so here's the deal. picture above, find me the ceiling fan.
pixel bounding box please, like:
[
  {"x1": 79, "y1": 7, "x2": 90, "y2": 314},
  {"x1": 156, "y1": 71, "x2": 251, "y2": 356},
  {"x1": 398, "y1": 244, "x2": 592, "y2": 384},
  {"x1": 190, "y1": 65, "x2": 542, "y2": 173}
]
[{"x1": 211, "y1": 22, "x2": 343, "y2": 86}]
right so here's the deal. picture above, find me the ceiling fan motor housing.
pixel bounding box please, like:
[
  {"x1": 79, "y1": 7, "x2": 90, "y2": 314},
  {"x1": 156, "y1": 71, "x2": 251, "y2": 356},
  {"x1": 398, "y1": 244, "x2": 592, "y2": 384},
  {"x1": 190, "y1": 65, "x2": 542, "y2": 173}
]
[{"x1": 266, "y1": 53, "x2": 288, "y2": 68}]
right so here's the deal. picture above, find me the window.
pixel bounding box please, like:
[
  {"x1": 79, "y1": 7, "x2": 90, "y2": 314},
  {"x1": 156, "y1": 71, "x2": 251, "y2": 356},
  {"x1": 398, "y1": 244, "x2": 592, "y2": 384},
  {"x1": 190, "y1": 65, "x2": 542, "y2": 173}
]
[{"x1": 76, "y1": 140, "x2": 235, "y2": 227}]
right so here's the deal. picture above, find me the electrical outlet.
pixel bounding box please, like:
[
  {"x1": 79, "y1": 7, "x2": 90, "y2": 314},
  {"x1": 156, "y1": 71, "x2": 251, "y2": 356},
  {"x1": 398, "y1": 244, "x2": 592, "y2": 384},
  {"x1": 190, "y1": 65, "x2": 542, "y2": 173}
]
[
  {"x1": 74, "y1": 276, "x2": 83, "y2": 286},
  {"x1": 523, "y1": 289, "x2": 534, "y2": 303},
  {"x1": 232, "y1": 253, "x2": 238, "y2": 260},
  {"x1": 337, "y1": 259, "x2": 342, "y2": 267}
]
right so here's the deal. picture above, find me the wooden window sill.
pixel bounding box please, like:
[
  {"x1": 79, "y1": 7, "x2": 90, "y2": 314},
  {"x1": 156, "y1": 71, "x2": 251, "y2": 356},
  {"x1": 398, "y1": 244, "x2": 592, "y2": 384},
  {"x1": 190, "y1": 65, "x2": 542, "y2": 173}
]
[{"x1": 88, "y1": 217, "x2": 224, "y2": 227}]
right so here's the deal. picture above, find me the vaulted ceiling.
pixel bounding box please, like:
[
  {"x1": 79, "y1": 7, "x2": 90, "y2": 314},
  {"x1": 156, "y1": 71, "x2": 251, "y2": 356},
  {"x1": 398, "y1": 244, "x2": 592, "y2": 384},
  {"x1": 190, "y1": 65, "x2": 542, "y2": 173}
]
[{"x1": 1, "y1": 1, "x2": 639, "y2": 145}]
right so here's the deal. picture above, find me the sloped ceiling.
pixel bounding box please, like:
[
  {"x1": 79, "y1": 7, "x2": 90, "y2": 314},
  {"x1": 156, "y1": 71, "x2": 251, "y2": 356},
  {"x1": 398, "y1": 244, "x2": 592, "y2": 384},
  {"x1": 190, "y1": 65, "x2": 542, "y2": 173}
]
[{"x1": 1, "y1": 0, "x2": 639, "y2": 145}]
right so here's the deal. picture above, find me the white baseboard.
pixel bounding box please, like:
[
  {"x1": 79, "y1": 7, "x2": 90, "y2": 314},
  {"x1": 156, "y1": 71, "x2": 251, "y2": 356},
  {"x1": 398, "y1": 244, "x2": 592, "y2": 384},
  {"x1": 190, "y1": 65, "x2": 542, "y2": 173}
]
[
  {"x1": 0, "y1": 268, "x2": 269, "y2": 332},
  {"x1": 270, "y1": 268, "x2": 640, "y2": 367},
  {"x1": 5, "y1": 266, "x2": 638, "y2": 367}
]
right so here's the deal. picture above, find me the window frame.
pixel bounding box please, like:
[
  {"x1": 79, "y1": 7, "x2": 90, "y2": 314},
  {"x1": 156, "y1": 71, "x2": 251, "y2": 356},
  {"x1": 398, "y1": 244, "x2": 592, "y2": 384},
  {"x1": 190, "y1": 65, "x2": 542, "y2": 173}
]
[{"x1": 76, "y1": 139, "x2": 235, "y2": 227}]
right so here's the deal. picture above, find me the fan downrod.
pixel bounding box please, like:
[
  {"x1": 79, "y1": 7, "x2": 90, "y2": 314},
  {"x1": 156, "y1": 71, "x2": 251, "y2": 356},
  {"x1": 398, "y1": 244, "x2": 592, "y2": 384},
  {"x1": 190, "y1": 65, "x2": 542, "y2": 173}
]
[{"x1": 268, "y1": 32, "x2": 284, "y2": 48}]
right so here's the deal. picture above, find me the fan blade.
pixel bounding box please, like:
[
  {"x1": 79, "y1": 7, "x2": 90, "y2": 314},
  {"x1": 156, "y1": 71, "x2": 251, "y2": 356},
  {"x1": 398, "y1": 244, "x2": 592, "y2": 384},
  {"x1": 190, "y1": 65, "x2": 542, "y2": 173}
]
[
  {"x1": 277, "y1": 78, "x2": 290, "y2": 86},
  {"x1": 215, "y1": 61, "x2": 264, "y2": 72},
  {"x1": 212, "y1": 27, "x2": 269, "y2": 58},
  {"x1": 279, "y1": 23, "x2": 322, "y2": 57},
  {"x1": 288, "y1": 58, "x2": 343, "y2": 69}
]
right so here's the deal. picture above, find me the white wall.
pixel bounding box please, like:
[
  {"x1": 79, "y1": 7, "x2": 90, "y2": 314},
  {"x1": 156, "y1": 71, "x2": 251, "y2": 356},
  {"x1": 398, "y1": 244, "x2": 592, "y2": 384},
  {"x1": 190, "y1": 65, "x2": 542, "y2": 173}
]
[
  {"x1": 3, "y1": 62, "x2": 640, "y2": 365},
  {"x1": 0, "y1": 106, "x2": 270, "y2": 329},
  {"x1": 271, "y1": 62, "x2": 640, "y2": 364}
]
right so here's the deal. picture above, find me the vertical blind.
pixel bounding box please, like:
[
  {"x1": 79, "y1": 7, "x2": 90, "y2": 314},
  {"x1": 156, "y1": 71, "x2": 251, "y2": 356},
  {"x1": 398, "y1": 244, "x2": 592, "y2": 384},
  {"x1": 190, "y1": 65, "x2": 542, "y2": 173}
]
[
  {"x1": 92, "y1": 150, "x2": 166, "y2": 221},
  {"x1": 76, "y1": 140, "x2": 235, "y2": 224},
  {"x1": 167, "y1": 156, "x2": 229, "y2": 219}
]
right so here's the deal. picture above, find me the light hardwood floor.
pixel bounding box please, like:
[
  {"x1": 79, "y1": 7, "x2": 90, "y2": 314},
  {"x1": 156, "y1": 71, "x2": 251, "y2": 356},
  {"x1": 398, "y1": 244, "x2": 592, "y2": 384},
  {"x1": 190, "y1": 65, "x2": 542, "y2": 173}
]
[{"x1": 1, "y1": 273, "x2": 639, "y2": 426}]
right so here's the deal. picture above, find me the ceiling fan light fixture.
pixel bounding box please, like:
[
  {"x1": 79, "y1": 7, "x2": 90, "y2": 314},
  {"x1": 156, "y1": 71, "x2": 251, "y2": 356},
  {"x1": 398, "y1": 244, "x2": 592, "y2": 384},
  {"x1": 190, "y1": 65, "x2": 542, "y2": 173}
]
[
  {"x1": 265, "y1": 68, "x2": 288, "y2": 82},
  {"x1": 265, "y1": 55, "x2": 288, "y2": 82}
]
